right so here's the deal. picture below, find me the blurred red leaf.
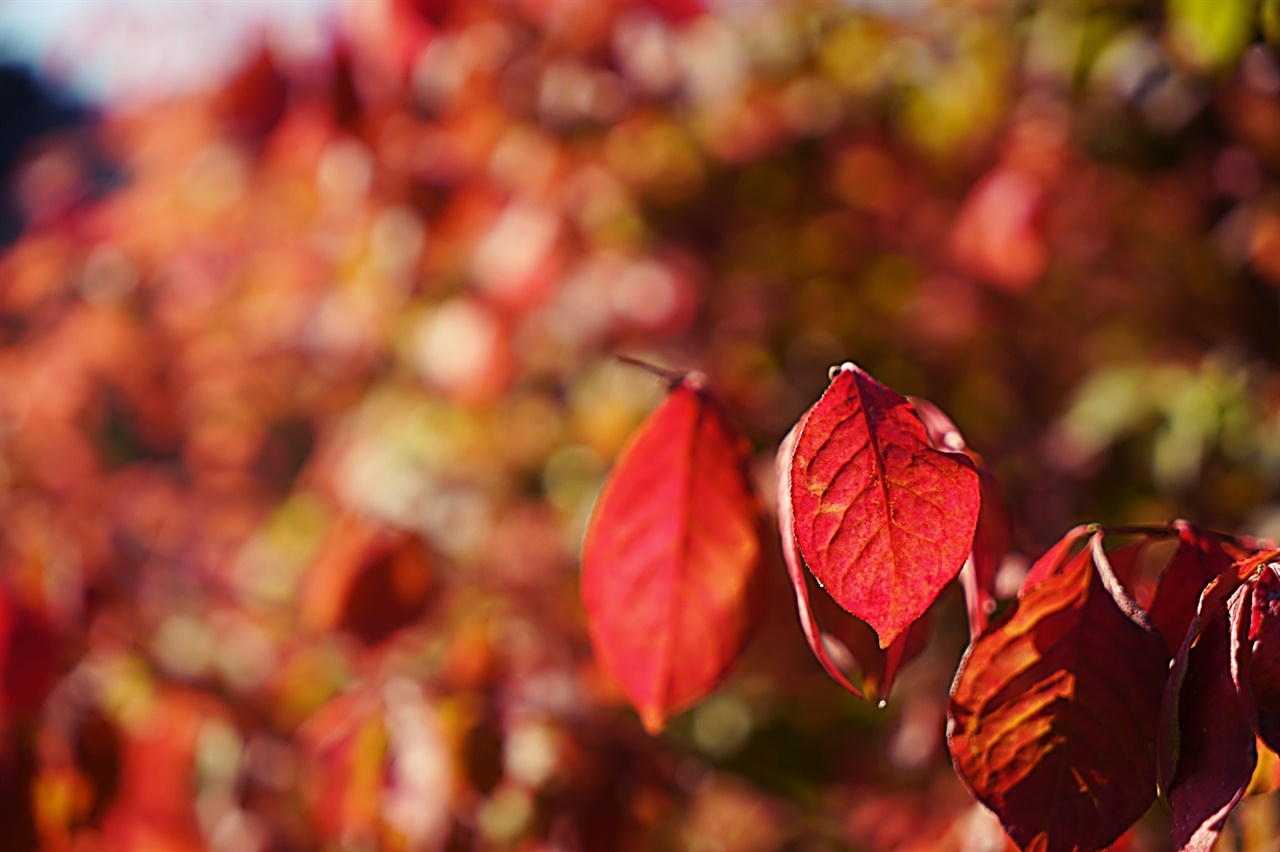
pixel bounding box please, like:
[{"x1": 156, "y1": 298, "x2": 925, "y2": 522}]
[
  {"x1": 300, "y1": 677, "x2": 453, "y2": 849},
  {"x1": 951, "y1": 165, "x2": 1046, "y2": 292},
  {"x1": 1160, "y1": 569, "x2": 1256, "y2": 852},
  {"x1": 300, "y1": 517, "x2": 436, "y2": 647},
  {"x1": 581, "y1": 375, "x2": 763, "y2": 732},
  {"x1": 0, "y1": 588, "x2": 59, "y2": 718},
  {"x1": 98, "y1": 689, "x2": 211, "y2": 852},
  {"x1": 948, "y1": 532, "x2": 1169, "y2": 852},
  {"x1": 790, "y1": 363, "x2": 979, "y2": 648},
  {"x1": 1150, "y1": 520, "x2": 1245, "y2": 656}
]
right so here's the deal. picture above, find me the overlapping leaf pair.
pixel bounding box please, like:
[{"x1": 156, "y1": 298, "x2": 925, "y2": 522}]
[
  {"x1": 581, "y1": 362, "x2": 983, "y2": 725},
  {"x1": 949, "y1": 518, "x2": 1280, "y2": 852}
]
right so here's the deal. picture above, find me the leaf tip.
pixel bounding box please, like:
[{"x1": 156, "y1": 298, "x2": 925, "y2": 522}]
[
  {"x1": 827, "y1": 361, "x2": 858, "y2": 381},
  {"x1": 640, "y1": 707, "x2": 667, "y2": 735}
]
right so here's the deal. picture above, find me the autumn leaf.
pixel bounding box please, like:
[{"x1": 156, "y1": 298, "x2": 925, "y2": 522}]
[
  {"x1": 581, "y1": 375, "x2": 763, "y2": 733},
  {"x1": 948, "y1": 532, "x2": 1169, "y2": 852},
  {"x1": 1159, "y1": 569, "x2": 1255, "y2": 852},
  {"x1": 910, "y1": 394, "x2": 1010, "y2": 638},
  {"x1": 1149, "y1": 520, "x2": 1245, "y2": 657},
  {"x1": 776, "y1": 416, "x2": 928, "y2": 702},
  {"x1": 300, "y1": 516, "x2": 437, "y2": 647},
  {"x1": 1248, "y1": 563, "x2": 1280, "y2": 753},
  {"x1": 791, "y1": 363, "x2": 979, "y2": 648}
]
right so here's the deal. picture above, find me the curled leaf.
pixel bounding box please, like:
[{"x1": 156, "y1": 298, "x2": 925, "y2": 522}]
[
  {"x1": 791, "y1": 363, "x2": 979, "y2": 648},
  {"x1": 581, "y1": 376, "x2": 763, "y2": 733},
  {"x1": 949, "y1": 531, "x2": 1169, "y2": 852},
  {"x1": 777, "y1": 416, "x2": 864, "y2": 699}
]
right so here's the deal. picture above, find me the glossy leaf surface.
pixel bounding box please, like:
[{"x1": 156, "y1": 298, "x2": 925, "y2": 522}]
[
  {"x1": 949, "y1": 533, "x2": 1169, "y2": 852},
  {"x1": 582, "y1": 378, "x2": 762, "y2": 732},
  {"x1": 791, "y1": 363, "x2": 979, "y2": 647}
]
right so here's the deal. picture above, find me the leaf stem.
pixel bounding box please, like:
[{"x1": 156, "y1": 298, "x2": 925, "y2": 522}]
[
  {"x1": 1094, "y1": 523, "x2": 1178, "y2": 539},
  {"x1": 614, "y1": 354, "x2": 689, "y2": 387}
]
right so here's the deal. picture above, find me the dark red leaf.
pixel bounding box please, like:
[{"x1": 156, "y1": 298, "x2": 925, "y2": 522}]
[
  {"x1": 909, "y1": 395, "x2": 1010, "y2": 639},
  {"x1": 1106, "y1": 538, "x2": 1152, "y2": 602},
  {"x1": 1149, "y1": 521, "x2": 1243, "y2": 656},
  {"x1": 582, "y1": 376, "x2": 763, "y2": 733},
  {"x1": 300, "y1": 517, "x2": 437, "y2": 646},
  {"x1": 777, "y1": 417, "x2": 864, "y2": 699},
  {"x1": 965, "y1": 469, "x2": 1012, "y2": 638},
  {"x1": 0, "y1": 588, "x2": 58, "y2": 716},
  {"x1": 791, "y1": 363, "x2": 980, "y2": 648},
  {"x1": 1248, "y1": 562, "x2": 1280, "y2": 754},
  {"x1": 948, "y1": 532, "x2": 1169, "y2": 852},
  {"x1": 1160, "y1": 572, "x2": 1255, "y2": 852}
]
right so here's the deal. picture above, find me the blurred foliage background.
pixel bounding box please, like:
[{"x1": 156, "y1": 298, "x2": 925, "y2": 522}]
[{"x1": 2, "y1": 0, "x2": 1280, "y2": 849}]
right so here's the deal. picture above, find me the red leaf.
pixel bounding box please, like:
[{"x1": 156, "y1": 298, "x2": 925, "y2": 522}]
[
  {"x1": 1020, "y1": 524, "x2": 1092, "y2": 594},
  {"x1": 909, "y1": 395, "x2": 1010, "y2": 638},
  {"x1": 1248, "y1": 563, "x2": 1280, "y2": 754},
  {"x1": 948, "y1": 532, "x2": 1169, "y2": 852},
  {"x1": 791, "y1": 363, "x2": 980, "y2": 648},
  {"x1": 0, "y1": 588, "x2": 59, "y2": 716},
  {"x1": 581, "y1": 376, "x2": 763, "y2": 733},
  {"x1": 300, "y1": 517, "x2": 437, "y2": 647},
  {"x1": 966, "y1": 469, "x2": 1013, "y2": 637},
  {"x1": 777, "y1": 418, "x2": 932, "y2": 702},
  {"x1": 1106, "y1": 538, "x2": 1153, "y2": 602},
  {"x1": 1160, "y1": 573, "x2": 1255, "y2": 852},
  {"x1": 1150, "y1": 521, "x2": 1247, "y2": 657},
  {"x1": 777, "y1": 416, "x2": 863, "y2": 699}
]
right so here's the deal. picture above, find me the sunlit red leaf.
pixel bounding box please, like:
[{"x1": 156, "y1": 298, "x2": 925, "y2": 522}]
[
  {"x1": 581, "y1": 375, "x2": 763, "y2": 732},
  {"x1": 1160, "y1": 571, "x2": 1255, "y2": 852},
  {"x1": 791, "y1": 364, "x2": 979, "y2": 648},
  {"x1": 777, "y1": 417, "x2": 928, "y2": 702},
  {"x1": 948, "y1": 532, "x2": 1169, "y2": 852},
  {"x1": 1150, "y1": 521, "x2": 1246, "y2": 656}
]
